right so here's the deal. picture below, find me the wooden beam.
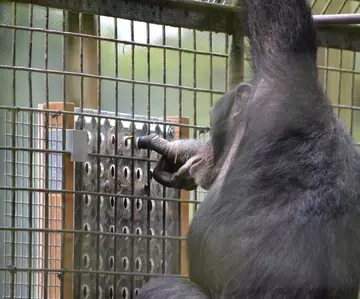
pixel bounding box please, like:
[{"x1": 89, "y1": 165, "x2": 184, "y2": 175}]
[
  {"x1": 65, "y1": 12, "x2": 98, "y2": 109},
  {"x1": 37, "y1": 102, "x2": 75, "y2": 299}
]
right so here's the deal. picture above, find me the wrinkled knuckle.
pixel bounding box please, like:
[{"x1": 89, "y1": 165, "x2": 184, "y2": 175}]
[{"x1": 148, "y1": 133, "x2": 158, "y2": 139}]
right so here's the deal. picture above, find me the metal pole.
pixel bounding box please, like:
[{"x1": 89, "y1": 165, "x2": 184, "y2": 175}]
[{"x1": 314, "y1": 14, "x2": 360, "y2": 25}]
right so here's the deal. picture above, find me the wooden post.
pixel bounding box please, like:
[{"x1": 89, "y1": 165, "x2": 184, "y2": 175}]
[
  {"x1": 36, "y1": 102, "x2": 75, "y2": 299},
  {"x1": 65, "y1": 12, "x2": 98, "y2": 110},
  {"x1": 228, "y1": 0, "x2": 245, "y2": 90},
  {"x1": 167, "y1": 117, "x2": 190, "y2": 276},
  {"x1": 58, "y1": 12, "x2": 98, "y2": 298}
]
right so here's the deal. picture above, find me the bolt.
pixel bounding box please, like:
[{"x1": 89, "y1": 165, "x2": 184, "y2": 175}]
[{"x1": 167, "y1": 126, "x2": 175, "y2": 139}]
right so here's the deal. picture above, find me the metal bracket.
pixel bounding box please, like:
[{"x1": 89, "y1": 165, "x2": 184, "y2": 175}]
[{"x1": 49, "y1": 129, "x2": 88, "y2": 162}]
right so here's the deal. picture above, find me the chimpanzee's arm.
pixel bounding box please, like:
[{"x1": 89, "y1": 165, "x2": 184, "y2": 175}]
[{"x1": 137, "y1": 277, "x2": 210, "y2": 299}]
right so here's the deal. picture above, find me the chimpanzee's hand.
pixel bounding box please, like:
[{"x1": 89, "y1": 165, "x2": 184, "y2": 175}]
[{"x1": 136, "y1": 133, "x2": 199, "y2": 190}]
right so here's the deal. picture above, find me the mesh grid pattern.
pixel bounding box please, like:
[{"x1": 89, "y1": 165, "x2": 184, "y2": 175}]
[{"x1": 0, "y1": 2, "x2": 229, "y2": 298}]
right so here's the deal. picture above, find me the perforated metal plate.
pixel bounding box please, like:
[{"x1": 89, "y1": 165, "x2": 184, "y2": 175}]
[{"x1": 72, "y1": 108, "x2": 181, "y2": 299}]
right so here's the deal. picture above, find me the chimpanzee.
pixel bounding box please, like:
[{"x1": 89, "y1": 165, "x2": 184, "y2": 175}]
[{"x1": 135, "y1": 0, "x2": 360, "y2": 298}]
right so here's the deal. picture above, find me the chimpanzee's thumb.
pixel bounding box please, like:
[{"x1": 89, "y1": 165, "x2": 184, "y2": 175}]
[{"x1": 136, "y1": 133, "x2": 170, "y2": 156}]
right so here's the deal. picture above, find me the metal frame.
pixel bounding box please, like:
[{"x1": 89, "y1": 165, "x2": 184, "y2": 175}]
[
  {"x1": 0, "y1": 2, "x2": 229, "y2": 298},
  {"x1": 12, "y1": 0, "x2": 360, "y2": 52},
  {"x1": 14, "y1": 0, "x2": 238, "y2": 34}
]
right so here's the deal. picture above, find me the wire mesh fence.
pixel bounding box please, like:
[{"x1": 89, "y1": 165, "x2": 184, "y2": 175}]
[
  {"x1": 0, "y1": 1, "x2": 229, "y2": 298},
  {"x1": 3, "y1": 109, "x2": 45, "y2": 298},
  {"x1": 1, "y1": 0, "x2": 360, "y2": 299},
  {"x1": 310, "y1": 1, "x2": 360, "y2": 149}
]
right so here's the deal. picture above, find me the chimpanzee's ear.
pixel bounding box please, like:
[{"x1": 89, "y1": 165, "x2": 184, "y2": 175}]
[
  {"x1": 209, "y1": 82, "x2": 252, "y2": 163},
  {"x1": 235, "y1": 82, "x2": 252, "y2": 102},
  {"x1": 236, "y1": 83, "x2": 252, "y2": 99},
  {"x1": 210, "y1": 82, "x2": 253, "y2": 128},
  {"x1": 232, "y1": 83, "x2": 253, "y2": 118}
]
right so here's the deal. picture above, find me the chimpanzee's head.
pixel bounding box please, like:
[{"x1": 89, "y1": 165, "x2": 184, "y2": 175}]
[{"x1": 189, "y1": 83, "x2": 253, "y2": 190}]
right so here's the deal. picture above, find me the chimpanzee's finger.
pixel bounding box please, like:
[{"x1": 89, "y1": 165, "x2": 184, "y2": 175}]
[
  {"x1": 136, "y1": 133, "x2": 170, "y2": 156},
  {"x1": 151, "y1": 170, "x2": 173, "y2": 188},
  {"x1": 152, "y1": 170, "x2": 197, "y2": 190},
  {"x1": 170, "y1": 157, "x2": 198, "y2": 190},
  {"x1": 151, "y1": 157, "x2": 172, "y2": 186},
  {"x1": 152, "y1": 157, "x2": 198, "y2": 190}
]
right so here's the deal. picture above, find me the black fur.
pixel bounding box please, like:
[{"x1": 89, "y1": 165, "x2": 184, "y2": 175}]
[
  {"x1": 137, "y1": 0, "x2": 360, "y2": 298},
  {"x1": 137, "y1": 277, "x2": 209, "y2": 299}
]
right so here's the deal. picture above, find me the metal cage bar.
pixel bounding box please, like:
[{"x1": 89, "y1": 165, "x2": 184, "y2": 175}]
[{"x1": 0, "y1": 1, "x2": 230, "y2": 298}]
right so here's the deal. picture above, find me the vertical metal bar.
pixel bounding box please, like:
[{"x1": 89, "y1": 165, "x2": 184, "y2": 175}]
[
  {"x1": 20, "y1": 110, "x2": 25, "y2": 299},
  {"x1": 224, "y1": 35, "x2": 229, "y2": 92},
  {"x1": 78, "y1": 13, "x2": 85, "y2": 294},
  {"x1": 336, "y1": 50, "x2": 343, "y2": 118},
  {"x1": 162, "y1": 25, "x2": 167, "y2": 275},
  {"x1": 178, "y1": 28, "x2": 183, "y2": 139},
  {"x1": 27, "y1": 4, "x2": 34, "y2": 299},
  {"x1": 4, "y1": 96, "x2": 8, "y2": 299},
  {"x1": 349, "y1": 51, "x2": 357, "y2": 137},
  {"x1": 43, "y1": 6, "x2": 50, "y2": 299},
  {"x1": 60, "y1": 9, "x2": 66, "y2": 299},
  {"x1": 192, "y1": 29, "x2": 199, "y2": 211},
  {"x1": 77, "y1": 12, "x2": 84, "y2": 299},
  {"x1": 80, "y1": 13, "x2": 84, "y2": 114},
  {"x1": 192, "y1": 29, "x2": 197, "y2": 140},
  {"x1": 10, "y1": 3, "x2": 18, "y2": 299},
  {"x1": 177, "y1": 26, "x2": 183, "y2": 276},
  {"x1": 162, "y1": 25, "x2": 167, "y2": 135},
  {"x1": 145, "y1": 21, "x2": 151, "y2": 282},
  {"x1": 324, "y1": 48, "x2": 329, "y2": 95},
  {"x1": 209, "y1": 32, "x2": 214, "y2": 107},
  {"x1": 54, "y1": 115, "x2": 59, "y2": 297},
  {"x1": 130, "y1": 19, "x2": 136, "y2": 296},
  {"x1": 95, "y1": 14, "x2": 101, "y2": 299},
  {"x1": 113, "y1": 16, "x2": 119, "y2": 299}
]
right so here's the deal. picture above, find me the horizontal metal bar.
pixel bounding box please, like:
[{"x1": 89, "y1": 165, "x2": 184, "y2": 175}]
[
  {"x1": 0, "y1": 105, "x2": 211, "y2": 131},
  {"x1": 314, "y1": 14, "x2": 360, "y2": 25},
  {"x1": 0, "y1": 266, "x2": 188, "y2": 279},
  {"x1": 244, "y1": 55, "x2": 360, "y2": 74},
  {"x1": 0, "y1": 65, "x2": 225, "y2": 95},
  {"x1": 0, "y1": 145, "x2": 161, "y2": 163},
  {"x1": 317, "y1": 65, "x2": 360, "y2": 75},
  {"x1": 0, "y1": 186, "x2": 203, "y2": 205},
  {"x1": 0, "y1": 24, "x2": 228, "y2": 58},
  {"x1": 0, "y1": 226, "x2": 186, "y2": 241},
  {"x1": 332, "y1": 103, "x2": 360, "y2": 111}
]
